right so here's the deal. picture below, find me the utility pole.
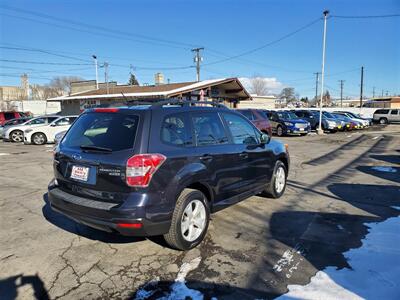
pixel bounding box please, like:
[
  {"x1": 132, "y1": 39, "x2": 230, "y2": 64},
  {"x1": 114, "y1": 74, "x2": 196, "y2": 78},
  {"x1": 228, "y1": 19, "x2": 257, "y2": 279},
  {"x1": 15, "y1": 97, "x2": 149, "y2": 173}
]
[
  {"x1": 92, "y1": 55, "x2": 99, "y2": 89},
  {"x1": 339, "y1": 80, "x2": 345, "y2": 108},
  {"x1": 381, "y1": 89, "x2": 384, "y2": 97},
  {"x1": 314, "y1": 72, "x2": 320, "y2": 103},
  {"x1": 318, "y1": 10, "x2": 329, "y2": 135},
  {"x1": 192, "y1": 47, "x2": 204, "y2": 82},
  {"x1": 103, "y1": 62, "x2": 109, "y2": 94},
  {"x1": 359, "y1": 66, "x2": 364, "y2": 108},
  {"x1": 372, "y1": 86, "x2": 375, "y2": 99}
]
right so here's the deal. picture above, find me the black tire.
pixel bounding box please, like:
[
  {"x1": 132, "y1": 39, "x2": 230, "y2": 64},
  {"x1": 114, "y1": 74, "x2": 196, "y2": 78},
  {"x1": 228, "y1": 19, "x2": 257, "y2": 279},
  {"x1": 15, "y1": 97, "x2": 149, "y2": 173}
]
[
  {"x1": 300, "y1": 133, "x2": 308, "y2": 136},
  {"x1": 10, "y1": 130, "x2": 23, "y2": 143},
  {"x1": 164, "y1": 188, "x2": 210, "y2": 250},
  {"x1": 32, "y1": 132, "x2": 47, "y2": 145},
  {"x1": 277, "y1": 125, "x2": 284, "y2": 137},
  {"x1": 262, "y1": 160, "x2": 287, "y2": 199},
  {"x1": 379, "y1": 118, "x2": 388, "y2": 125}
]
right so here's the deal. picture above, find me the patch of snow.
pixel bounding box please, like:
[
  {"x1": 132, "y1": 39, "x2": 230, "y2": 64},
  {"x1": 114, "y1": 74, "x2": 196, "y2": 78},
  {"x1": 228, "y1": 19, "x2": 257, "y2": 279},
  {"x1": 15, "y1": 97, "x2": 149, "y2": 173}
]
[
  {"x1": 372, "y1": 136, "x2": 380, "y2": 140},
  {"x1": 278, "y1": 217, "x2": 400, "y2": 300},
  {"x1": 45, "y1": 145, "x2": 53, "y2": 148},
  {"x1": 371, "y1": 166, "x2": 397, "y2": 173},
  {"x1": 0, "y1": 153, "x2": 10, "y2": 156},
  {"x1": 159, "y1": 257, "x2": 203, "y2": 300}
]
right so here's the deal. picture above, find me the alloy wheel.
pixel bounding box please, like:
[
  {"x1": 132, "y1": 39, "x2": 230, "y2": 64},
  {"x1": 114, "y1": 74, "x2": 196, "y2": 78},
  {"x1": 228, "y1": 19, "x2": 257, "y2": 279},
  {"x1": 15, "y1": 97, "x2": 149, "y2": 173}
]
[
  {"x1": 181, "y1": 200, "x2": 206, "y2": 242},
  {"x1": 11, "y1": 131, "x2": 23, "y2": 142},
  {"x1": 275, "y1": 166, "x2": 286, "y2": 194}
]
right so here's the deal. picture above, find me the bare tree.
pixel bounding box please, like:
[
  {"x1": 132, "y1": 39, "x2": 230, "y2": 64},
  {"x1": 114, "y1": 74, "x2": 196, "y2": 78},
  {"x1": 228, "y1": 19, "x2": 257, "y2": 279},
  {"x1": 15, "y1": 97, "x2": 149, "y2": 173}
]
[
  {"x1": 248, "y1": 76, "x2": 269, "y2": 95},
  {"x1": 48, "y1": 76, "x2": 84, "y2": 95}
]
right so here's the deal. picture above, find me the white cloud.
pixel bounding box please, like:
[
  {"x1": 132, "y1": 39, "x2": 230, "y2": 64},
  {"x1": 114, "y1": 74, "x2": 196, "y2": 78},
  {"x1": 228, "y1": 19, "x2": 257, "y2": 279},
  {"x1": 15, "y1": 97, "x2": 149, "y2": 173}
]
[{"x1": 239, "y1": 76, "x2": 283, "y2": 94}]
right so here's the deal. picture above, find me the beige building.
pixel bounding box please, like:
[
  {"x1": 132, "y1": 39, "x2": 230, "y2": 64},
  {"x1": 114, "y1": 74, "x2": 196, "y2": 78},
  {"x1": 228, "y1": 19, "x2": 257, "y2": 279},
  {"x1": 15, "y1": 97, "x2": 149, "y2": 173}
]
[
  {"x1": 237, "y1": 94, "x2": 277, "y2": 109},
  {"x1": 48, "y1": 77, "x2": 251, "y2": 115}
]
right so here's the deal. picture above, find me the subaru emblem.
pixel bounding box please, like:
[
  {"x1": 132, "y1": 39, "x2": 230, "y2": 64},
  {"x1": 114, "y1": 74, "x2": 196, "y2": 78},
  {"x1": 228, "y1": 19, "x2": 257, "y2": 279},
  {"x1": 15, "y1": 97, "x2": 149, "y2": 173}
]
[{"x1": 72, "y1": 154, "x2": 82, "y2": 160}]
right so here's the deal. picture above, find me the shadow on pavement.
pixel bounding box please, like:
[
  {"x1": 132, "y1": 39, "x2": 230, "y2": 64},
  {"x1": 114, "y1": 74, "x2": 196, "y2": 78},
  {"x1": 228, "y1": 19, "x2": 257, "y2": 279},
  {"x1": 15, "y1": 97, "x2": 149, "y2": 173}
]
[
  {"x1": 0, "y1": 274, "x2": 49, "y2": 300},
  {"x1": 356, "y1": 166, "x2": 400, "y2": 183}
]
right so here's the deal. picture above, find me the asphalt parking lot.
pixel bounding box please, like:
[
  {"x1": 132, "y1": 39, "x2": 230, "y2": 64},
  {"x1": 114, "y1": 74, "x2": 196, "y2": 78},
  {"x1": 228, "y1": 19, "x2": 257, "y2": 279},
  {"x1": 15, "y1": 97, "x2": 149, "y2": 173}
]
[{"x1": 0, "y1": 125, "x2": 399, "y2": 299}]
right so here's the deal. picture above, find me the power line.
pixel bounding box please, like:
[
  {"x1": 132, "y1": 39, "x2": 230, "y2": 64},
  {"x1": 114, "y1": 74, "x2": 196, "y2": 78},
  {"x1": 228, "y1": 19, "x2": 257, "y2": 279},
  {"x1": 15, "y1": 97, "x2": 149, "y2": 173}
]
[
  {"x1": 0, "y1": 5, "x2": 198, "y2": 50},
  {"x1": 203, "y1": 17, "x2": 322, "y2": 66},
  {"x1": 0, "y1": 59, "x2": 91, "y2": 66},
  {"x1": 0, "y1": 46, "x2": 91, "y2": 62},
  {"x1": 332, "y1": 14, "x2": 400, "y2": 19}
]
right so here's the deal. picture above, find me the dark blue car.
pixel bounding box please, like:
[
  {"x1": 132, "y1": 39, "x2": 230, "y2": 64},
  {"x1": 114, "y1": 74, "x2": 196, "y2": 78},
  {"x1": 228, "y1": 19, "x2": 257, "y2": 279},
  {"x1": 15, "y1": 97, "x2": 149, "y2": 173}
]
[{"x1": 264, "y1": 110, "x2": 311, "y2": 136}]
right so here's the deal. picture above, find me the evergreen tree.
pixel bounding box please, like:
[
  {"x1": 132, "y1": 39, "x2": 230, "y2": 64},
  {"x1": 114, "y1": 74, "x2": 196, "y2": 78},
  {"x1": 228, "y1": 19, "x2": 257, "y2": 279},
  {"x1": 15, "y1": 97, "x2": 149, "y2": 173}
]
[{"x1": 128, "y1": 73, "x2": 139, "y2": 85}]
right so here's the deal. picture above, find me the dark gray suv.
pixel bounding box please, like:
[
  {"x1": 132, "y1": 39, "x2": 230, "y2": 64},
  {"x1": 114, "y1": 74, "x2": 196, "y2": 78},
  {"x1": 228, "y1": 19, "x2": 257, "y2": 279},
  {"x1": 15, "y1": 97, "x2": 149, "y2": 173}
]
[{"x1": 48, "y1": 100, "x2": 290, "y2": 250}]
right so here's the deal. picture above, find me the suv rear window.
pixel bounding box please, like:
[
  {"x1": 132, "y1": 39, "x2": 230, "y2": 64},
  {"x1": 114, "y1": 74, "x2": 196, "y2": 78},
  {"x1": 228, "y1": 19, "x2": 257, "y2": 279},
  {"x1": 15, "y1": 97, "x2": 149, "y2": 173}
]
[
  {"x1": 375, "y1": 109, "x2": 389, "y2": 114},
  {"x1": 62, "y1": 113, "x2": 139, "y2": 151}
]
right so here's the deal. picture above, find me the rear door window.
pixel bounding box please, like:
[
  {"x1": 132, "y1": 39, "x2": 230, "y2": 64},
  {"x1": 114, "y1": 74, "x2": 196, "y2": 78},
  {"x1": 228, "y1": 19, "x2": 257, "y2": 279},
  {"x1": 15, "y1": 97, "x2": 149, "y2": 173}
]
[
  {"x1": 375, "y1": 109, "x2": 389, "y2": 114},
  {"x1": 26, "y1": 118, "x2": 47, "y2": 125},
  {"x1": 161, "y1": 114, "x2": 191, "y2": 146},
  {"x1": 192, "y1": 112, "x2": 228, "y2": 146},
  {"x1": 238, "y1": 110, "x2": 255, "y2": 120},
  {"x1": 222, "y1": 113, "x2": 259, "y2": 145},
  {"x1": 4, "y1": 112, "x2": 15, "y2": 120},
  {"x1": 62, "y1": 113, "x2": 139, "y2": 151},
  {"x1": 390, "y1": 110, "x2": 398, "y2": 115}
]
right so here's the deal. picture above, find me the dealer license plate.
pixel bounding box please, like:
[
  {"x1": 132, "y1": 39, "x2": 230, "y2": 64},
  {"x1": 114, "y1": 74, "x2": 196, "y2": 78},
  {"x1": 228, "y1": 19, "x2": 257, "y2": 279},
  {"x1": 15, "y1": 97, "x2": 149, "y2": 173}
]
[{"x1": 70, "y1": 165, "x2": 89, "y2": 182}]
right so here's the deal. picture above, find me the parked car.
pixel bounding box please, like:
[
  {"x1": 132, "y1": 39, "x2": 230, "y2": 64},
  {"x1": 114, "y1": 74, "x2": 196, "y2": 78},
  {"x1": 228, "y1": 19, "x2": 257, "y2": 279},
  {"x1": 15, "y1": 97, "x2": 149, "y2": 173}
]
[
  {"x1": 24, "y1": 115, "x2": 78, "y2": 145},
  {"x1": 322, "y1": 111, "x2": 347, "y2": 131},
  {"x1": 331, "y1": 113, "x2": 359, "y2": 131},
  {"x1": 0, "y1": 117, "x2": 32, "y2": 139},
  {"x1": 54, "y1": 130, "x2": 67, "y2": 145},
  {"x1": 3, "y1": 116, "x2": 60, "y2": 142},
  {"x1": 307, "y1": 110, "x2": 342, "y2": 132},
  {"x1": 372, "y1": 109, "x2": 400, "y2": 124},
  {"x1": 333, "y1": 111, "x2": 370, "y2": 127},
  {"x1": 264, "y1": 110, "x2": 311, "y2": 136},
  {"x1": 0, "y1": 111, "x2": 29, "y2": 126},
  {"x1": 47, "y1": 101, "x2": 290, "y2": 250},
  {"x1": 236, "y1": 108, "x2": 272, "y2": 136},
  {"x1": 291, "y1": 110, "x2": 319, "y2": 130}
]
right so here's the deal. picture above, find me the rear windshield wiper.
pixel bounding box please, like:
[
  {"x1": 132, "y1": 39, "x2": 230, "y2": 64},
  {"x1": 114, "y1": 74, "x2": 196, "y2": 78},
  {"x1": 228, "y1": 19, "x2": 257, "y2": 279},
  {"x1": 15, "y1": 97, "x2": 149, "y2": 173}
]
[{"x1": 80, "y1": 145, "x2": 113, "y2": 153}]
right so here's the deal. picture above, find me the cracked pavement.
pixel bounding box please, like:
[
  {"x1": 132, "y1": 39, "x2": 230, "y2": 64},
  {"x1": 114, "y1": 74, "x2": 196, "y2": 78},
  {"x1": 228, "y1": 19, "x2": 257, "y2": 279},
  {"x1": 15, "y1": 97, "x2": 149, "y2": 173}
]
[{"x1": 0, "y1": 125, "x2": 399, "y2": 299}]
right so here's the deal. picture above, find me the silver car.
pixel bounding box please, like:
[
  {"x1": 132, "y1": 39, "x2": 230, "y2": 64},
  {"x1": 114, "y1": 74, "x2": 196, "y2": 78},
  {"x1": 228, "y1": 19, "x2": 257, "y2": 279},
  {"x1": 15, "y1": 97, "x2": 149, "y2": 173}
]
[{"x1": 373, "y1": 109, "x2": 400, "y2": 124}]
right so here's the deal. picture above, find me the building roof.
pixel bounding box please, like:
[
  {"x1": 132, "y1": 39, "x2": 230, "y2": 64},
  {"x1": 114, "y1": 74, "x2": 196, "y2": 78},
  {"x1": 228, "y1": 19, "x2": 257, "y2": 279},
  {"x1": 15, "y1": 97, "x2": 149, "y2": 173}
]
[{"x1": 48, "y1": 78, "x2": 251, "y2": 101}]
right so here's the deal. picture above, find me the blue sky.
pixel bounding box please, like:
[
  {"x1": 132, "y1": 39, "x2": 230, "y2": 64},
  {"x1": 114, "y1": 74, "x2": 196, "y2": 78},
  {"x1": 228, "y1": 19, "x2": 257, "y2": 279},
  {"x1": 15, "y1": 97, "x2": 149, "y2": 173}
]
[{"x1": 0, "y1": 0, "x2": 399, "y2": 99}]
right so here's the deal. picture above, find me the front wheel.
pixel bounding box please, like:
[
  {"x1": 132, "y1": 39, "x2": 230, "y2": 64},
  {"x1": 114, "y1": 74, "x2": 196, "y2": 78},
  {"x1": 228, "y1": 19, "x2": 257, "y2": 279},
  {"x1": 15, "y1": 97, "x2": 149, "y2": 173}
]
[
  {"x1": 262, "y1": 160, "x2": 287, "y2": 198},
  {"x1": 379, "y1": 118, "x2": 388, "y2": 125},
  {"x1": 164, "y1": 188, "x2": 210, "y2": 250},
  {"x1": 32, "y1": 132, "x2": 47, "y2": 145}
]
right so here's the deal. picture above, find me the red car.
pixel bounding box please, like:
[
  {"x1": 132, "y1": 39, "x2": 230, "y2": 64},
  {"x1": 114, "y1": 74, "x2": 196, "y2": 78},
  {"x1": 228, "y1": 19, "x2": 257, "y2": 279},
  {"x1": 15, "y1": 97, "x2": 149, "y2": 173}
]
[
  {"x1": 236, "y1": 109, "x2": 273, "y2": 137},
  {"x1": 0, "y1": 111, "x2": 28, "y2": 126}
]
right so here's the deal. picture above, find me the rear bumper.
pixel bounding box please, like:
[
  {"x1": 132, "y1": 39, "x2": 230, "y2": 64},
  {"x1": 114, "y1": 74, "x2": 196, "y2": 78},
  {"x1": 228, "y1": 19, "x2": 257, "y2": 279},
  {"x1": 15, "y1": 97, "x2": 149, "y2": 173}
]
[{"x1": 47, "y1": 181, "x2": 171, "y2": 236}]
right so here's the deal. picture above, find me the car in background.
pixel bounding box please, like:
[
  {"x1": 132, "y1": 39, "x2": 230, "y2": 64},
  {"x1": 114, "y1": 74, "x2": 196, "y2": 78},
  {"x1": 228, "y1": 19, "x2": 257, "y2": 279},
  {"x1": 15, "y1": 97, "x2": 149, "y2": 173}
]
[
  {"x1": 291, "y1": 110, "x2": 319, "y2": 130},
  {"x1": 264, "y1": 110, "x2": 311, "y2": 136},
  {"x1": 322, "y1": 111, "x2": 346, "y2": 131},
  {"x1": 3, "y1": 116, "x2": 60, "y2": 142},
  {"x1": 372, "y1": 109, "x2": 400, "y2": 124},
  {"x1": 0, "y1": 111, "x2": 29, "y2": 126},
  {"x1": 331, "y1": 112, "x2": 359, "y2": 131},
  {"x1": 0, "y1": 117, "x2": 32, "y2": 139},
  {"x1": 236, "y1": 109, "x2": 272, "y2": 136},
  {"x1": 24, "y1": 115, "x2": 78, "y2": 145},
  {"x1": 333, "y1": 111, "x2": 370, "y2": 127},
  {"x1": 306, "y1": 110, "x2": 341, "y2": 132},
  {"x1": 54, "y1": 130, "x2": 67, "y2": 145}
]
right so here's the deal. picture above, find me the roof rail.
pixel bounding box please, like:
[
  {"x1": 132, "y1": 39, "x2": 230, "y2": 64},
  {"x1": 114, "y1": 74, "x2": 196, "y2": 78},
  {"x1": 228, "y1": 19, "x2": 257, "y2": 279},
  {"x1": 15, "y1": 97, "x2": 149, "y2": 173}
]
[{"x1": 126, "y1": 99, "x2": 228, "y2": 109}]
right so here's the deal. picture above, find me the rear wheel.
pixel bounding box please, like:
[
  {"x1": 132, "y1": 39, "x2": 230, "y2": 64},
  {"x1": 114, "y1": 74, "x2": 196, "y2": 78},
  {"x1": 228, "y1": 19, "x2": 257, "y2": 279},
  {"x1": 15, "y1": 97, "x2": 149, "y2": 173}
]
[
  {"x1": 379, "y1": 118, "x2": 388, "y2": 125},
  {"x1": 262, "y1": 160, "x2": 287, "y2": 199},
  {"x1": 10, "y1": 130, "x2": 23, "y2": 142},
  {"x1": 164, "y1": 188, "x2": 210, "y2": 250},
  {"x1": 276, "y1": 125, "x2": 284, "y2": 137},
  {"x1": 32, "y1": 132, "x2": 47, "y2": 145}
]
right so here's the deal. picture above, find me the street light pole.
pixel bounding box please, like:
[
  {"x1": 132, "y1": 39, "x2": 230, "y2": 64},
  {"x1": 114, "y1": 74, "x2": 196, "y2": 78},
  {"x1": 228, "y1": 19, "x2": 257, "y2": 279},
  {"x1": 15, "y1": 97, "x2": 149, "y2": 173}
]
[
  {"x1": 92, "y1": 55, "x2": 99, "y2": 89},
  {"x1": 318, "y1": 10, "x2": 329, "y2": 135}
]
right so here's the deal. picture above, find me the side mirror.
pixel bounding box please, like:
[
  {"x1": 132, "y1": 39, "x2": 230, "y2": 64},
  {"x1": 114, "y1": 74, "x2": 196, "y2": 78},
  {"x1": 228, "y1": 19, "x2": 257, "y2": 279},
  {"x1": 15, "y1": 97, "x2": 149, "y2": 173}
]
[
  {"x1": 50, "y1": 123, "x2": 56, "y2": 127},
  {"x1": 260, "y1": 133, "x2": 270, "y2": 144}
]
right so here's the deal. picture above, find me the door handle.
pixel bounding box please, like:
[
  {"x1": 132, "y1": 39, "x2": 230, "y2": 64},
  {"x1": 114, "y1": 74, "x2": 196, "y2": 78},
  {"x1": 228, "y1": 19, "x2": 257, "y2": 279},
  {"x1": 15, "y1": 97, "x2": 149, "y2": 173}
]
[
  {"x1": 199, "y1": 155, "x2": 213, "y2": 161},
  {"x1": 239, "y1": 152, "x2": 248, "y2": 159}
]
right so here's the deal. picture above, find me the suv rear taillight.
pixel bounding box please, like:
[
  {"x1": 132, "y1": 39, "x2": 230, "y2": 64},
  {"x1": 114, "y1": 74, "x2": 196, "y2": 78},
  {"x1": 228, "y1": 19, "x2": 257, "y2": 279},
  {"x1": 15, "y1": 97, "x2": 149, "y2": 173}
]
[{"x1": 126, "y1": 154, "x2": 166, "y2": 187}]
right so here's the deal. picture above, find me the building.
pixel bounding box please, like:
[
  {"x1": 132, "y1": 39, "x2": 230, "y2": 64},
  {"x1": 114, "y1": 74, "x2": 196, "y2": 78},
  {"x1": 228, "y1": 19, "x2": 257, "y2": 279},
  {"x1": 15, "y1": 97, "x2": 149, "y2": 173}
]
[
  {"x1": 362, "y1": 97, "x2": 400, "y2": 108},
  {"x1": 0, "y1": 74, "x2": 29, "y2": 102},
  {"x1": 48, "y1": 77, "x2": 251, "y2": 114},
  {"x1": 237, "y1": 94, "x2": 277, "y2": 109}
]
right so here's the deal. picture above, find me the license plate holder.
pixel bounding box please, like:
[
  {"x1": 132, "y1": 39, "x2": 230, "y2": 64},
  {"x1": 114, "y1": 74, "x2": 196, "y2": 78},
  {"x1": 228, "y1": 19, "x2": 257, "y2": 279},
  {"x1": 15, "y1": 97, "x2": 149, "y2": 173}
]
[{"x1": 70, "y1": 165, "x2": 90, "y2": 182}]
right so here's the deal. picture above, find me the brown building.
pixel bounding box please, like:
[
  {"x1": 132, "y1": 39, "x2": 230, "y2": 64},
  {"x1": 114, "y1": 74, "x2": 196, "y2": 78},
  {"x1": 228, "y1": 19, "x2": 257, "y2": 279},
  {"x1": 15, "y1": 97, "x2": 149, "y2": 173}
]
[{"x1": 48, "y1": 78, "x2": 251, "y2": 114}]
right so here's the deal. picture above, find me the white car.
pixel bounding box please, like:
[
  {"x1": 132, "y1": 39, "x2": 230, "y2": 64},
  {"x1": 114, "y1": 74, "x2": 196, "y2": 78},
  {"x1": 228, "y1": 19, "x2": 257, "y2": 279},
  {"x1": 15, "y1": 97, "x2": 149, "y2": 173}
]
[
  {"x1": 24, "y1": 115, "x2": 78, "y2": 145},
  {"x1": 3, "y1": 116, "x2": 59, "y2": 142}
]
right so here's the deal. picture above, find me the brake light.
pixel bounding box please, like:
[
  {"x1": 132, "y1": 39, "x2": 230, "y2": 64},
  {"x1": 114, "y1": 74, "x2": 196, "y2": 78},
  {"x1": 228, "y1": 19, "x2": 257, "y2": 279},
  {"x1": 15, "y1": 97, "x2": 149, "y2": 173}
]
[
  {"x1": 126, "y1": 154, "x2": 166, "y2": 187},
  {"x1": 93, "y1": 108, "x2": 119, "y2": 113}
]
